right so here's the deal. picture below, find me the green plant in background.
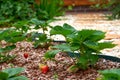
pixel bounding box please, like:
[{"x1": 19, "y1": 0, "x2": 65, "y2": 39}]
[
  {"x1": 28, "y1": 19, "x2": 53, "y2": 48},
  {"x1": 34, "y1": 0, "x2": 65, "y2": 21},
  {"x1": 12, "y1": 19, "x2": 52, "y2": 48},
  {"x1": 13, "y1": 20, "x2": 31, "y2": 34},
  {"x1": 0, "y1": 67, "x2": 28, "y2": 80},
  {"x1": 11, "y1": 0, "x2": 67, "y2": 47},
  {"x1": 0, "y1": 0, "x2": 35, "y2": 27},
  {"x1": 0, "y1": 0, "x2": 66, "y2": 27},
  {"x1": 97, "y1": 69, "x2": 120, "y2": 80},
  {"x1": 90, "y1": 0, "x2": 120, "y2": 20},
  {"x1": 0, "y1": 52, "x2": 16, "y2": 63},
  {"x1": 0, "y1": 28, "x2": 26, "y2": 49},
  {"x1": 0, "y1": 28, "x2": 26, "y2": 63},
  {"x1": 30, "y1": 19, "x2": 52, "y2": 34},
  {"x1": 0, "y1": 0, "x2": 66, "y2": 49},
  {"x1": 44, "y1": 23, "x2": 115, "y2": 71}
]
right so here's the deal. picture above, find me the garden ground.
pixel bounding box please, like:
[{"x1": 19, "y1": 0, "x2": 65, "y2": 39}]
[{"x1": 0, "y1": 10, "x2": 120, "y2": 80}]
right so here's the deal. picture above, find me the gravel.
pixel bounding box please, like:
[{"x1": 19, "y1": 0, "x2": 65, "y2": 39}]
[{"x1": 0, "y1": 41, "x2": 120, "y2": 80}]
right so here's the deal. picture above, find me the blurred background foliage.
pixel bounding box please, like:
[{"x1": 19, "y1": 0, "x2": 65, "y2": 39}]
[
  {"x1": 0, "y1": 0, "x2": 65, "y2": 27},
  {"x1": 90, "y1": 0, "x2": 120, "y2": 20}
]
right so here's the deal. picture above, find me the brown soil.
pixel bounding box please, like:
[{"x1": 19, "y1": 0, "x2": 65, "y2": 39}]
[{"x1": 0, "y1": 41, "x2": 120, "y2": 80}]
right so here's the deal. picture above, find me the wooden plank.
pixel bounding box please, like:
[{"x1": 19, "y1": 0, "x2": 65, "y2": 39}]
[
  {"x1": 64, "y1": 0, "x2": 75, "y2": 6},
  {"x1": 74, "y1": 0, "x2": 96, "y2": 6},
  {"x1": 64, "y1": 0, "x2": 108, "y2": 6},
  {"x1": 35, "y1": 0, "x2": 108, "y2": 6}
]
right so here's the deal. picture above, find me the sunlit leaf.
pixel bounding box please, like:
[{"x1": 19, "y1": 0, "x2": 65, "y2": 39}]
[
  {"x1": 83, "y1": 40, "x2": 99, "y2": 50},
  {"x1": 98, "y1": 42, "x2": 116, "y2": 50},
  {"x1": 52, "y1": 43, "x2": 72, "y2": 52},
  {"x1": 50, "y1": 23, "x2": 76, "y2": 37}
]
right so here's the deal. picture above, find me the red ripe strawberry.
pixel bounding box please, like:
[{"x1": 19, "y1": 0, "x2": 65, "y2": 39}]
[
  {"x1": 23, "y1": 53, "x2": 29, "y2": 59},
  {"x1": 39, "y1": 64, "x2": 49, "y2": 74}
]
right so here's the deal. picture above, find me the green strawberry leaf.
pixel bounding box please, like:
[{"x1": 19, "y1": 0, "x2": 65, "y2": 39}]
[
  {"x1": 52, "y1": 43, "x2": 72, "y2": 52},
  {"x1": 50, "y1": 23, "x2": 76, "y2": 37},
  {"x1": 0, "y1": 72, "x2": 9, "y2": 80},
  {"x1": 98, "y1": 42, "x2": 116, "y2": 50},
  {"x1": 8, "y1": 76, "x2": 28, "y2": 80},
  {"x1": 44, "y1": 50, "x2": 61, "y2": 59},
  {"x1": 2, "y1": 67, "x2": 25, "y2": 77}
]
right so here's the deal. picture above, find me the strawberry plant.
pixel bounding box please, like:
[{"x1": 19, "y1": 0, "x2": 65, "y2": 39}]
[
  {"x1": 0, "y1": 67, "x2": 28, "y2": 80},
  {"x1": 13, "y1": 20, "x2": 30, "y2": 34},
  {"x1": 0, "y1": 53, "x2": 16, "y2": 63},
  {"x1": 12, "y1": 18, "x2": 53, "y2": 48},
  {"x1": 12, "y1": 19, "x2": 51, "y2": 48},
  {"x1": 44, "y1": 23, "x2": 115, "y2": 71},
  {"x1": 30, "y1": 18, "x2": 52, "y2": 34},
  {"x1": 27, "y1": 18, "x2": 53, "y2": 48},
  {"x1": 97, "y1": 69, "x2": 120, "y2": 80},
  {"x1": 0, "y1": 28, "x2": 26, "y2": 63}
]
